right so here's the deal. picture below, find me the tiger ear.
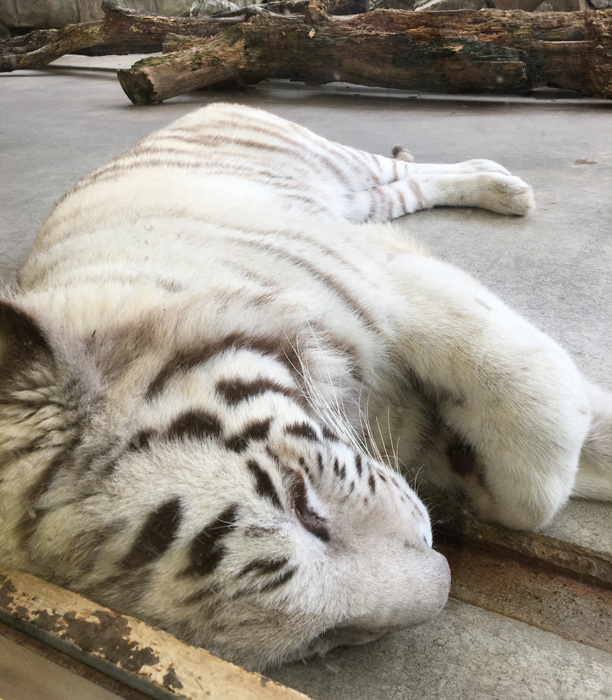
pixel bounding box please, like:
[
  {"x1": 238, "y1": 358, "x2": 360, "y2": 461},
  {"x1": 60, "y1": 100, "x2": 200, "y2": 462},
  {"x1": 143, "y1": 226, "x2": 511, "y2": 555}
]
[{"x1": 0, "y1": 300, "x2": 52, "y2": 370}]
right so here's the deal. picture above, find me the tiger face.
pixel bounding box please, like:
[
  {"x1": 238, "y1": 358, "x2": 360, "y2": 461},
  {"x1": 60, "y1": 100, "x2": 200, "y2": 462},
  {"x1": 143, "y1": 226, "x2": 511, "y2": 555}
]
[{"x1": 0, "y1": 300, "x2": 449, "y2": 669}]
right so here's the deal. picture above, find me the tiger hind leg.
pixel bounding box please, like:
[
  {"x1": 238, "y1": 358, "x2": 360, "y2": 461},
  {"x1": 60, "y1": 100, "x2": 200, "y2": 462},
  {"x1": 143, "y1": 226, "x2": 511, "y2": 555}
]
[{"x1": 345, "y1": 155, "x2": 534, "y2": 223}]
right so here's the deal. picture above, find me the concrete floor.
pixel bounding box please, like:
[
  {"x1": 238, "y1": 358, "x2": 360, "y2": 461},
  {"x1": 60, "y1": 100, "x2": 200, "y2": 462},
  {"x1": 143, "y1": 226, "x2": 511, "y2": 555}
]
[{"x1": 1, "y1": 56, "x2": 611, "y2": 699}]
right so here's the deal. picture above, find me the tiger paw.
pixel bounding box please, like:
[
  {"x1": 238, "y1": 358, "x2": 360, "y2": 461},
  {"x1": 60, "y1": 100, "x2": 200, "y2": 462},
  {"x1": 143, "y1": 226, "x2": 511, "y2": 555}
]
[{"x1": 479, "y1": 173, "x2": 535, "y2": 216}]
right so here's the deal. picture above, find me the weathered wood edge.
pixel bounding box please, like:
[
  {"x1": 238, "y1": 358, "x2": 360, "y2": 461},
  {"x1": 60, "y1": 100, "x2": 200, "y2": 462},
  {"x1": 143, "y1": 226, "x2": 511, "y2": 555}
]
[{"x1": 0, "y1": 566, "x2": 311, "y2": 700}]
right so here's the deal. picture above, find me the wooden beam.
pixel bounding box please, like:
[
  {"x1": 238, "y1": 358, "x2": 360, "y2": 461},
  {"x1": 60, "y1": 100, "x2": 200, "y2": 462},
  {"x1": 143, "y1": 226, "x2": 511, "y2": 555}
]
[{"x1": 0, "y1": 566, "x2": 310, "y2": 700}]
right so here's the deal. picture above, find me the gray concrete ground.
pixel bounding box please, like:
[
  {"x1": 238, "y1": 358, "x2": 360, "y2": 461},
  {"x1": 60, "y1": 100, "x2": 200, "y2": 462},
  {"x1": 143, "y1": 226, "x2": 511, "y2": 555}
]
[
  {"x1": 1, "y1": 56, "x2": 611, "y2": 698},
  {"x1": 273, "y1": 599, "x2": 612, "y2": 700}
]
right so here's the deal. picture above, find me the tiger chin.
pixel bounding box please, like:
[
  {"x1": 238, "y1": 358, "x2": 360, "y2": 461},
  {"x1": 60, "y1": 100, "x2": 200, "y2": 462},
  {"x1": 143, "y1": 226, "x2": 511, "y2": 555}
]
[{"x1": 0, "y1": 103, "x2": 610, "y2": 671}]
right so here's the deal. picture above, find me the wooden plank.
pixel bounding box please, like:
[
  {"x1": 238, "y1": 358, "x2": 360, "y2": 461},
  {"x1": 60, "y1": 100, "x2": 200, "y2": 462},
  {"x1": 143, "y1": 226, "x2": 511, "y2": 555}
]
[{"x1": 0, "y1": 566, "x2": 311, "y2": 700}]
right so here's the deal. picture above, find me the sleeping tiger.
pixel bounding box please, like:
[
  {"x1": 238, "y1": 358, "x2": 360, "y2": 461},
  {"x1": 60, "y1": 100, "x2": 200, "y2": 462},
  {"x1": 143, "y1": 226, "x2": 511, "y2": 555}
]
[{"x1": 1, "y1": 103, "x2": 610, "y2": 670}]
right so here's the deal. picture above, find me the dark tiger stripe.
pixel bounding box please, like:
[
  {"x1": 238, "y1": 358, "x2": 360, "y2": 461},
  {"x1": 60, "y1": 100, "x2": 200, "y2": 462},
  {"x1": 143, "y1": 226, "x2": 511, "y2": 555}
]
[
  {"x1": 182, "y1": 586, "x2": 216, "y2": 605},
  {"x1": 239, "y1": 557, "x2": 289, "y2": 578},
  {"x1": 145, "y1": 332, "x2": 302, "y2": 401},
  {"x1": 82, "y1": 569, "x2": 153, "y2": 610},
  {"x1": 122, "y1": 497, "x2": 183, "y2": 569},
  {"x1": 259, "y1": 566, "x2": 298, "y2": 593},
  {"x1": 71, "y1": 158, "x2": 222, "y2": 195},
  {"x1": 264, "y1": 446, "x2": 281, "y2": 465},
  {"x1": 285, "y1": 422, "x2": 319, "y2": 442},
  {"x1": 409, "y1": 177, "x2": 428, "y2": 210},
  {"x1": 200, "y1": 220, "x2": 381, "y2": 331},
  {"x1": 368, "y1": 186, "x2": 383, "y2": 220},
  {"x1": 368, "y1": 472, "x2": 377, "y2": 494},
  {"x1": 246, "y1": 459, "x2": 283, "y2": 509},
  {"x1": 216, "y1": 221, "x2": 384, "y2": 301},
  {"x1": 128, "y1": 430, "x2": 155, "y2": 451},
  {"x1": 328, "y1": 142, "x2": 383, "y2": 186},
  {"x1": 226, "y1": 418, "x2": 272, "y2": 453},
  {"x1": 3, "y1": 435, "x2": 49, "y2": 464},
  {"x1": 333, "y1": 458, "x2": 341, "y2": 477},
  {"x1": 184, "y1": 503, "x2": 239, "y2": 577},
  {"x1": 26, "y1": 434, "x2": 80, "y2": 504},
  {"x1": 355, "y1": 453, "x2": 363, "y2": 478},
  {"x1": 122, "y1": 413, "x2": 221, "y2": 469},
  {"x1": 321, "y1": 426, "x2": 339, "y2": 442},
  {"x1": 398, "y1": 189, "x2": 408, "y2": 214},
  {"x1": 172, "y1": 119, "x2": 355, "y2": 189},
  {"x1": 298, "y1": 458, "x2": 311, "y2": 478},
  {"x1": 19, "y1": 433, "x2": 80, "y2": 541},
  {"x1": 167, "y1": 411, "x2": 222, "y2": 441},
  {"x1": 392, "y1": 157, "x2": 399, "y2": 180},
  {"x1": 77, "y1": 156, "x2": 321, "y2": 213},
  {"x1": 235, "y1": 239, "x2": 379, "y2": 330},
  {"x1": 174, "y1": 130, "x2": 341, "y2": 189},
  {"x1": 216, "y1": 377, "x2": 296, "y2": 406}
]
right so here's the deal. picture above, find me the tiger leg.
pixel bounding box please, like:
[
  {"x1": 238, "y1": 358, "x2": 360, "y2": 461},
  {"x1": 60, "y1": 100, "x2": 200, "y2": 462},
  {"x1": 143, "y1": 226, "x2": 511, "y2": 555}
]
[
  {"x1": 344, "y1": 165, "x2": 534, "y2": 222},
  {"x1": 389, "y1": 254, "x2": 590, "y2": 531}
]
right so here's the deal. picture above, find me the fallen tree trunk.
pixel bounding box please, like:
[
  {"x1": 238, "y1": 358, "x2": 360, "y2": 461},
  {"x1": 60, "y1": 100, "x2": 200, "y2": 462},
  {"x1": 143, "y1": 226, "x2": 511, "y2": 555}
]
[
  {"x1": 0, "y1": 1, "x2": 238, "y2": 72},
  {"x1": 0, "y1": 0, "x2": 365, "y2": 71},
  {"x1": 116, "y1": 8, "x2": 612, "y2": 104},
  {"x1": 2, "y1": 2, "x2": 611, "y2": 103}
]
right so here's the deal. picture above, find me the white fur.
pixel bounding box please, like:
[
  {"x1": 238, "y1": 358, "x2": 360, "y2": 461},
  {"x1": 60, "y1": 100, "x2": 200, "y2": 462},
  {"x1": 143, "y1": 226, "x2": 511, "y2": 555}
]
[{"x1": 0, "y1": 103, "x2": 609, "y2": 669}]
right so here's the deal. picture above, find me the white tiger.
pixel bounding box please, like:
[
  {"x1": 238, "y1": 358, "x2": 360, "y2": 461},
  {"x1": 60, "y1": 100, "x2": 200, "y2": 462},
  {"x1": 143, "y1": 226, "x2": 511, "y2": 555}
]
[{"x1": 0, "y1": 103, "x2": 610, "y2": 670}]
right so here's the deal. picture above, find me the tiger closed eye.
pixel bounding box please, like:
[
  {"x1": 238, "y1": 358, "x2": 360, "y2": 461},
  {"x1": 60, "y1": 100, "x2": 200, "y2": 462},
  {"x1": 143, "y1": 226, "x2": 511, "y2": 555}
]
[{"x1": 291, "y1": 472, "x2": 330, "y2": 542}]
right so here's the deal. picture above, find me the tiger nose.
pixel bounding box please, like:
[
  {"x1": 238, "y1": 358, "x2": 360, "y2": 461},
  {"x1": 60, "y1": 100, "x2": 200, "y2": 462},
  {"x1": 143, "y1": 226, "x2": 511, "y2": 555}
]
[{"x1": 431, "y1": 549, "x2": 451, "y2": 603}]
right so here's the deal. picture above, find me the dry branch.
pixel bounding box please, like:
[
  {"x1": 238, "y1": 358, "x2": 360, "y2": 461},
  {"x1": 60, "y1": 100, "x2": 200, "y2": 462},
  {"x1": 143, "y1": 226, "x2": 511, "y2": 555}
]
[{"x1": 116, "y1": 8, "x2": 612, "y2": 104}]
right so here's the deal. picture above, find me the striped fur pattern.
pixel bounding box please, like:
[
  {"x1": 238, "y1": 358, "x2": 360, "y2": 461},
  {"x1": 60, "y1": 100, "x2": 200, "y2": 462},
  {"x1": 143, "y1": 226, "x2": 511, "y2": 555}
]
[{"x1": 1, "y1": 103, "x2": 611, "y2": 669}]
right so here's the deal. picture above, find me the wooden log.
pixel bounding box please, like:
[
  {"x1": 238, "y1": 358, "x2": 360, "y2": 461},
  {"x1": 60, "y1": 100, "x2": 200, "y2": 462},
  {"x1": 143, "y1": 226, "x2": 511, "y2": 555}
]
[
  {"x1": 0, "y1": 0, "x2": 366, "y2": 72},
  {"x1": 0, "y1": 566, "x2": 311, "y2": 699},
  {"x1": 116, "y1": 8, "x2": 612, "y2": 104},
  {"x1": 0, "y1": 1, "x2": 243, "y2": 72}
]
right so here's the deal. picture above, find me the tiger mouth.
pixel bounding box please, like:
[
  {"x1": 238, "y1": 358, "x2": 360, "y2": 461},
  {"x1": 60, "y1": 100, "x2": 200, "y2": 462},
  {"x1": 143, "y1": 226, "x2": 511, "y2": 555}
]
[{"x1": 307, "y1": 623, "x2": 404, "y2": 656}]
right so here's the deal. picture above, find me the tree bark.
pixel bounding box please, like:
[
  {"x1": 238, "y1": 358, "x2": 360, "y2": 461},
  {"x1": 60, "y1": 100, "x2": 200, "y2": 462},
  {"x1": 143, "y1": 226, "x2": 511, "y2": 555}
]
[
  {"x1": 0, "y1": 1, "x2": 243, "y2": 72},
  {"x1": 2, "y1": 2, "x2": 611, "y2": 103},
  {"x1": 115, "y1": 9, "x2": 612, "y2": 104},
  {"x1": 0, "y1": 0, "x2": 366, "y2": 72}
]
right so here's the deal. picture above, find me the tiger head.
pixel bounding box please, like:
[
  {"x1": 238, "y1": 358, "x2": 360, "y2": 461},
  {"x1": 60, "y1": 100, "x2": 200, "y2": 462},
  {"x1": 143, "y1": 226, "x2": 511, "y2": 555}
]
[{"x1": 0, "y1": 300, "x2": 449, "y2": 669}]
